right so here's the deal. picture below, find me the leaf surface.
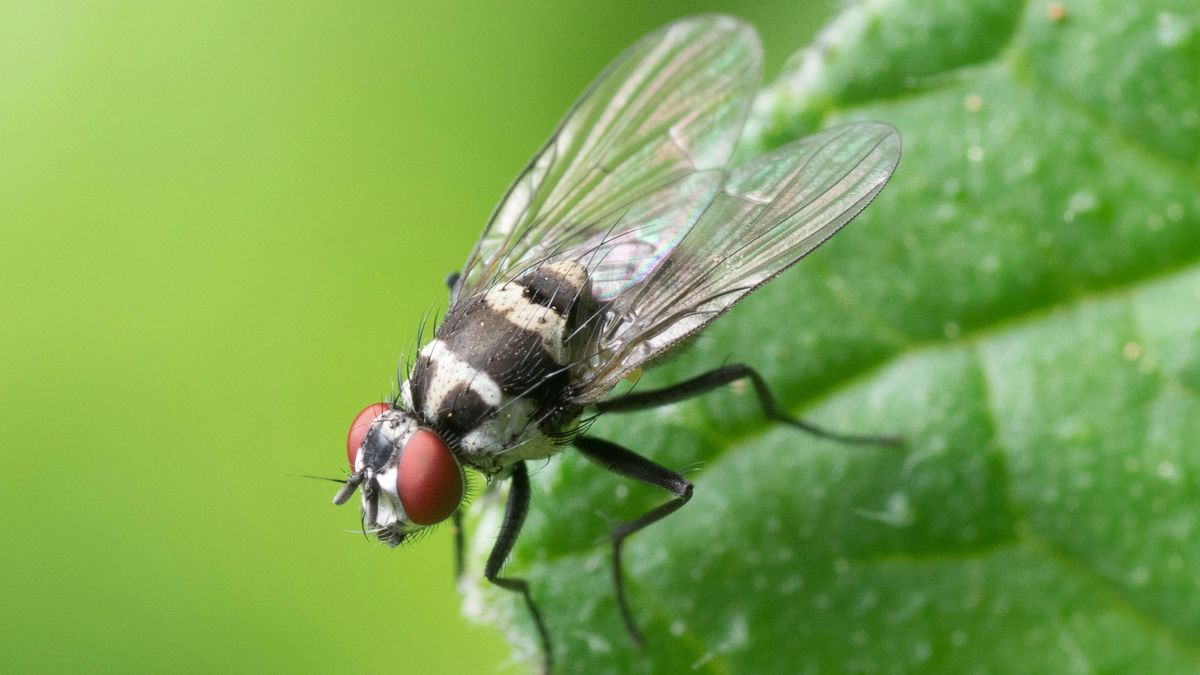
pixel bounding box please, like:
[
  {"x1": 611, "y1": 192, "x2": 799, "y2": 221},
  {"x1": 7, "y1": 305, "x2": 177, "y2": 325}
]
[{"x1": 466, "y1": 2, "x2": 1200, "y2": 671}]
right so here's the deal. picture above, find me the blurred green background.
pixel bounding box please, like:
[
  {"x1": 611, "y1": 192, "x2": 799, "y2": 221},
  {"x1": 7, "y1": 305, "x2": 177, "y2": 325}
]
[{"x1": 0, "y1": 2, "x2": 833, "y2": 672}]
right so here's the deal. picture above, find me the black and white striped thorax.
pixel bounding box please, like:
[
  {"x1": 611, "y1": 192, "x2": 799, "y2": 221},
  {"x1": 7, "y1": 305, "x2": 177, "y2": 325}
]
[{"x1": 405, "y1": 261, "x2": 598, "y2": 475}]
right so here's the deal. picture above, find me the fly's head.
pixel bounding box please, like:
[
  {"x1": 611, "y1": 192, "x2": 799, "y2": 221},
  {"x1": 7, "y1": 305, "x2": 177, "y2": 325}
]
[{"x1": 334, "y1": 403, "x2": 465, "y2": 546}]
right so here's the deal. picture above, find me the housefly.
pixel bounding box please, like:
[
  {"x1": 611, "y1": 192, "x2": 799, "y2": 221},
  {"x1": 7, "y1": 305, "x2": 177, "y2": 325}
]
[{"x1": 334, "y1": 15, "x2": 900, "y2": 673}]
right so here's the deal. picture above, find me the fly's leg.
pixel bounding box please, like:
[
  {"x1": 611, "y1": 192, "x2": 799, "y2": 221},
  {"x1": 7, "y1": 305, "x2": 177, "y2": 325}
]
[
  {"x1": 484, "y1": 461, "x2": 553, "y2": 674},
  {"x1": 597, "y1": 363, "x2": 899, "y2": 446},
  {"x1": 574, "y1": 437, "x2": 693, "y2": 647},
  {"x1": 452, "y1": 509, "x2": 465, "y2": 582}
]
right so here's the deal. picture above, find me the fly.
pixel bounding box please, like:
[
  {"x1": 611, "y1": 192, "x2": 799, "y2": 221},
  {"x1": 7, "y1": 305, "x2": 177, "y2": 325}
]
[{"x1": 333, "y1": 15, "x2": 901, "y2": 673}]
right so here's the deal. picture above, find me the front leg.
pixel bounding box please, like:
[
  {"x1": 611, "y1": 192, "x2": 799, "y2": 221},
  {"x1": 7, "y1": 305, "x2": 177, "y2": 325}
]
[
  {"x1": 484, "y1": 461, "x2": 553, "y2": 674},
  {"x1": 574, "y1": 436, "x2": 693, "y2": 647},
  {"x1": 452, "y1": 509, "x2": 465, "y2": 583},
  {"x1": 598, "y1": 363, "x2": 899, "y2": 446}
]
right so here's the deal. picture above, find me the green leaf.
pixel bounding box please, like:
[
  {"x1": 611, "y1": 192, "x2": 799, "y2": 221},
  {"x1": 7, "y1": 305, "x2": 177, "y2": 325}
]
[{"x1": 465, "y1": 1, "x2": 1200, "y2": 672}]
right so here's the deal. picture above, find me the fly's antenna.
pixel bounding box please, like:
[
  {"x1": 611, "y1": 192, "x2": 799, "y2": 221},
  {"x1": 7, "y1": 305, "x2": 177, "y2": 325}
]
[
  {"x1": 301, "y1": 474, "x2": 348, "y2": 484},
  {"x1": 333, "y1": 469, "x2": 366, "y2": 505}
]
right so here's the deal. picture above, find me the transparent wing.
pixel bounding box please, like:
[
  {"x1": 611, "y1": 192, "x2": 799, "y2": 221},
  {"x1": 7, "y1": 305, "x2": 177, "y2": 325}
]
[
  {"x1": 454, "y1": 15, "x2": 762, "y2": 302},
  {"x1": 575, "y1": 122, "x2": 903, "y2": 399}
]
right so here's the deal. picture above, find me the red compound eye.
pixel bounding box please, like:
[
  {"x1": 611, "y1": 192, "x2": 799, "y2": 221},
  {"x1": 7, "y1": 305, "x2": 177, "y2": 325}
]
[
  {"x1": 347, "y1": 403, "x2": 389, "y2": 469},
  {"x1": 397, "y1": 429, "x2": 463, "y2": 526}
]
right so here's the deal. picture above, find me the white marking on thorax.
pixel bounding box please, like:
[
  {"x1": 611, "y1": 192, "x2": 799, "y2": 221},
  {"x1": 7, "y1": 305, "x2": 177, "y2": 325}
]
[
  {"x1": 460, "y1": 396, "x2": 536, "y2": 454},
  {"x1": 544, "y1": 260, "x2": 587, "y2": 289},
  {"x1": 419, "y1": 339, "x2": 502, "y2": 414},
  {"x1": 483, "y1": 284, "x2": 568, "y2": 363},
  {"x1": 460, "y1": 401, "x2": 561, "y2": 473},
  {"x1": 457, "y1": 394, "x2": 576, "y2": 474}
]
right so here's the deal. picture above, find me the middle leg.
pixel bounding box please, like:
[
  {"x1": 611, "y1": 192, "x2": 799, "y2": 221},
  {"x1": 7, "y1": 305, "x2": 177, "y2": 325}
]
[{"x1": 574, "y1": 436, "x2": 693, "y2": 646}]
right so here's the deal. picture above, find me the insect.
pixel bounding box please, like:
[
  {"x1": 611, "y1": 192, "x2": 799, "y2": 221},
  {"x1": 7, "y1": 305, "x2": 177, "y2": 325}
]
[{"x1": 334, "y1": 15, "x2": 900, "y2": 673}]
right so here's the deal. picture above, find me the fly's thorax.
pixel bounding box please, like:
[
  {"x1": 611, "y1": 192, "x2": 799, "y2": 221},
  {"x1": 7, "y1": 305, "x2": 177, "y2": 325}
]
[{"x1": 407, "y1": 261, "x2": 596, "y2": 470}]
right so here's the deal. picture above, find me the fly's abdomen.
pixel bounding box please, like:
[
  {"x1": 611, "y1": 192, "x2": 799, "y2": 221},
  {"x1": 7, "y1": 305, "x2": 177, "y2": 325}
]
[{"x1": 409, "y1": 261, "x2": 594, "y2": 461}]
